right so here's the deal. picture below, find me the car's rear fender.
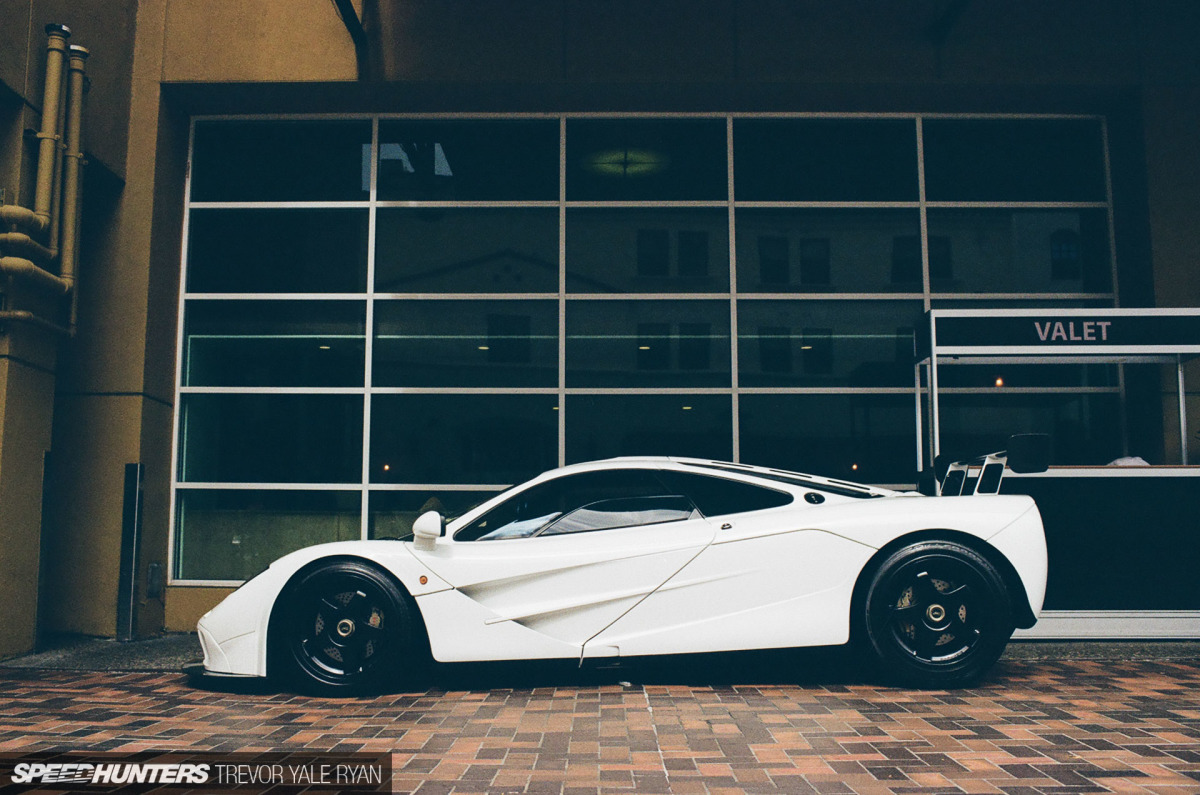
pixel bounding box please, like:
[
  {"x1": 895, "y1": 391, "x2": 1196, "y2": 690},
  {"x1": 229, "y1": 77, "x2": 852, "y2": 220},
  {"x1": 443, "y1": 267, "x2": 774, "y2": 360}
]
[{"x1": 849, "y1": 522, "x2": 1043, "y2": 632}]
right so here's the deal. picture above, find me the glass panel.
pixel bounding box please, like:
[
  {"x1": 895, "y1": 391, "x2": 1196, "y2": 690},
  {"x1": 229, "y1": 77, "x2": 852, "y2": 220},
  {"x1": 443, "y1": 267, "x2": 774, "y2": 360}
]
[
  {"x1": 186, "y1": 209, "x2": 368, "y2": 294},
  {"x1": 377, "y1": 119, "x2": 558, "y2": 201},
  {"x1": 740, "y1": 394, "x2": 917, "y2": 485},
  {"x1": 182, "y1": 300, "x2": 365, "y2": 387},
  {"x1": 373, "y1": 300, "x2": 557, "y2": 387},
  {"x1": 175, "y1": 490, "x2": 360, "y2": 580},
  {"x1": 926, "y1": 209, "x2": 1112, "y2": 293},
  {"x1": 455, "y1": 469, "x2": 672, "y2": 541},
  {"x1": 566, "y1": 394, "x2": 733, "y2": 462},
  {"x1": 1120, "y1": 362, "x2": 1183, "y2": 467},
  {"x1": 738, "y1": 300, "x2": 922, "y2": 387},
  {"x1": 656, "y1": 470, "x2": 793, "y2": 516},
  {"x1": 374, "y1": 208, "x2": 558, "y2": 293},
  {"x1": 923, "y1": 119, "x2": 1107, "y2": 202},
  {"x1": 567, "y1": 300, "x2": 731, "y2": 387},
  {"x1": 936, "y1": 362, "x2": 1119, "y2": 389},
  {"x1": 735, "y1": 209, "x2": 922, "y2": 293},
  {"x1": 368, "y1": 490, "x2": 499, "y2": 540},
  {"x1": 542, "y1": 495, "x2": 694, "y2": 536},
  {"x1": 190, "y1": 120, "x2": 372, "y2": 202},
  {"x1": 733, "y1": 119, "x2": 918, "y2": 201},
  {"x1": 371, "y1": 394, "x2": 558, "y2": 484},
  {"x1": 566, "y1": 118, "x2": 728, "y2": 201},
  {"x1": 179, "y1": 394, "x2": 364, "y2": 483},
  {"x1": 937, "y1": 392, "x2": 1123, "y2": 466},
  {"x1": 566, "y1": 208, "x2": 729, "y2": 293}
]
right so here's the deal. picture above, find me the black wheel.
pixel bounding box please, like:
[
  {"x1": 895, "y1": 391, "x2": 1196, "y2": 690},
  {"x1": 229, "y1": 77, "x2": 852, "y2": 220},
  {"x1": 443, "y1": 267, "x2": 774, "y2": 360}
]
[
  {"x1": 273, "y1": 560, "x2": 414, "y2": 694},
  {"x1": 861, "y1": 541, "x2": 1013, "y2": 688}
]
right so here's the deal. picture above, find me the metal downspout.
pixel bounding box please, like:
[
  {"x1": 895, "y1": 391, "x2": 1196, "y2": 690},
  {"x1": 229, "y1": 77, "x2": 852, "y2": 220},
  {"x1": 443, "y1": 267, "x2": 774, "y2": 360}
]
[
  {"x1": 0, "y1": 257, "x2": 70, "y2": 294},
  {"x1": 0, "y1": 310, "x2": 70, "y2": 336},
  {"x1": 59, "y1": 45, "x2": 88, "y2": 332},
  {"x1": 32, "y1": 24, "x2": 70, "y2": 235}
]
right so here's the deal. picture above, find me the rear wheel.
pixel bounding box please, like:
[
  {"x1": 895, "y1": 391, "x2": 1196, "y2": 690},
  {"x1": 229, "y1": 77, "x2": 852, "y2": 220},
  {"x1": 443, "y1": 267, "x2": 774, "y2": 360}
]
[
  {"x1": 861, "y1": 541, "x2": 1013, "y2": 688},
  {"x1": 273, "y1": 560, "x2": 414, "y2": 694}
]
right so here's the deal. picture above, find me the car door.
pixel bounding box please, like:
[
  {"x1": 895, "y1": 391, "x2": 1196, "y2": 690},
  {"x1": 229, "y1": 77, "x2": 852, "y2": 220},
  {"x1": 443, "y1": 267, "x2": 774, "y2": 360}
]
[
  {"x1": 583, "y1": 469, "x2": 878, "y2": 658},
  {"x1": 409, "y1": 468, "x2": 716, "y2": 660}
]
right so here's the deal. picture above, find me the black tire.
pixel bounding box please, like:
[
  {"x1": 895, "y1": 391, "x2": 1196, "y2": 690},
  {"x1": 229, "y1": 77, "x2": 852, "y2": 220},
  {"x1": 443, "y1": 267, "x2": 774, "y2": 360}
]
[
  {"x1": 861, "y1": 541, "x2": 1013, "y2": 689},
  {"x1": 273, "y1": 560, "x2": 414, "y2": 695}
]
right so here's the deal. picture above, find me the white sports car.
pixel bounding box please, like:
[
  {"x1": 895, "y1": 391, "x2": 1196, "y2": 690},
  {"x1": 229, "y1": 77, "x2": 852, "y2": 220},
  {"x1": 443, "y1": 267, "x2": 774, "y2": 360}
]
[{"x1": 192, "y1": 454, "x2": 1047, "y2": 692}]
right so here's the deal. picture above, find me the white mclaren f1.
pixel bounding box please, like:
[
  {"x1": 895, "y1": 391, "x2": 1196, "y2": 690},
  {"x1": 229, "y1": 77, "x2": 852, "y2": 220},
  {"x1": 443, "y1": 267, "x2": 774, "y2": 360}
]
[{"x1": 192, "y1": 449, "x2": 1048, "y2": 692}]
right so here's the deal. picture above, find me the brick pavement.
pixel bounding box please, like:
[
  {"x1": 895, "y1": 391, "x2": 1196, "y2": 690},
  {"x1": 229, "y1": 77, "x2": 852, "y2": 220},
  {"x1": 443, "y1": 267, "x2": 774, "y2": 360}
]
[{"x1": 1, "y1": 657, "x2": 1198, "y2": 794}]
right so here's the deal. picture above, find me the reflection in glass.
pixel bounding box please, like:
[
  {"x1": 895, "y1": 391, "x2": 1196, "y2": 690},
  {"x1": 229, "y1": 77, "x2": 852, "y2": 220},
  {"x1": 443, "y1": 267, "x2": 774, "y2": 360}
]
[
  {"x1": 374, "y1": 208, "x2": 558, "y2": 293},
  {"x1": 736, "y1": 210, "x2": 921, "y2": 293},
  {"x1": 935, "y1": 362, "x2": 1118, "y2": 389},
  {"x1": 567, "y1": 300, "x2": 731, "y2": 387},
  {"x1": 926, "y1": 209, "x2": 1112, "y2": 293},
  {"x1": 175, "y1": 490, "x2": 360, "y2": 580},
  {"x1": 373, "y1": 300, "x2": 557, "y2": 387},
  {"x1": 187, "y1": 209, "x2": 369, "y2": 294},
  {"x1": 566, "y1": 394, "x2": 732, "y2": 462},
  {"x1": 738, "y1": 301, "x2": 921, "y2": 387},
  {"x1": 739, "y1": 395, "x2": 917, "y2": 485},
  {"x1": 566, "y1": 119, "x2": 728, "y2": 201},
  {"x1": 179, "y1": 394, "x2": 363, "y2": 483},
  {"x1": 567, "y1": 209, "x2": 729, "y2": 293},
  {"x1": 938, "y1": 393, "x2": 1123, "y2": 466},
  {"x1": 734, "y1": 119, "x2": 918, "y2": 201},
  {"x1": 377, "y1": 120, "x2": 558, "y2": 201},
  {"x1": 369, "y1": 490, "x2": 500, "y2": 540},
  {"x1": 923, "y1": 119, "x2": 1106, "y2": 202},
  {"x1": 371, "y1": 395, "x2": 557, "y2": 484},
  {"x1": 190, "y1": 120, "x2": 372, "y2": 202},
  {"x1": 182, "y1": 300, "x2": 365, "y2": 387}
]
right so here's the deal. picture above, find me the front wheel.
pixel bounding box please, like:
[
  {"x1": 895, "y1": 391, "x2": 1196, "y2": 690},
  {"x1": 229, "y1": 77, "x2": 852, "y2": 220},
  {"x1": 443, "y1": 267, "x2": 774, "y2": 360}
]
[
  {"x1": 273, "y1": 560, "x2": 415, "y2": 694},
  {"x1": 861, "y1": 541, "x2": 1013, "y2": 688}
]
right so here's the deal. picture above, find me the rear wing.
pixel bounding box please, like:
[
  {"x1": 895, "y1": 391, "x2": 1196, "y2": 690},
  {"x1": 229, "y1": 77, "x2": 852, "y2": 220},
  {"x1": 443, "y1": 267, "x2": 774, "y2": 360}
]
[{"x1": 935, "y1": 433, "x2": 1050, "y2": 496}]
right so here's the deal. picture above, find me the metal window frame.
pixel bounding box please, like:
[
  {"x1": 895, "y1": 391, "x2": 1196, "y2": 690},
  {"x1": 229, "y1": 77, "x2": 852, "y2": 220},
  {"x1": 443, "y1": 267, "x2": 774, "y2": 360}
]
[{"x1": 169, "y1": 112, "x2": 1119, "y2": 586}]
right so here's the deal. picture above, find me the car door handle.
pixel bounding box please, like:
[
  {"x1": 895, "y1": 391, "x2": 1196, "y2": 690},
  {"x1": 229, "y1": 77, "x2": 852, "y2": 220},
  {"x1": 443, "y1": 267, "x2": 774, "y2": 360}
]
[{"x1": 721, "y1": 523, "x2": 732, "y2": 530}]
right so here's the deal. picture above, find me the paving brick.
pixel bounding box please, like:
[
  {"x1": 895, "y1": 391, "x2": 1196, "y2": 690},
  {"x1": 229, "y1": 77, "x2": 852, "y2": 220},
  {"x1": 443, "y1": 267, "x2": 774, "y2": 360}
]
[{"x1": 1, "y1": 659, "x2": 1199, "y2": 793}]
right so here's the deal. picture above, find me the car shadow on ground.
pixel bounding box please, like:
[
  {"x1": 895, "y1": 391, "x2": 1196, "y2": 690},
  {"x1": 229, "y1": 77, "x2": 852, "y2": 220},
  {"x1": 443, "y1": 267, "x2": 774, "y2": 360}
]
[
  {"x1": 188, "y1": 645, "x2": 878, "y2": 697},
  {"x1": 432, "y1": 645, "x2": 874, "y2": 691}
]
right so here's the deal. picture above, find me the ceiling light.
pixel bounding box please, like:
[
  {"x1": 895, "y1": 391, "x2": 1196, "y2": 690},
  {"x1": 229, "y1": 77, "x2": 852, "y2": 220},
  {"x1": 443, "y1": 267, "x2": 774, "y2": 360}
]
[{"x1": 587, "y1": 149, "x2": 669, "y2": 177}]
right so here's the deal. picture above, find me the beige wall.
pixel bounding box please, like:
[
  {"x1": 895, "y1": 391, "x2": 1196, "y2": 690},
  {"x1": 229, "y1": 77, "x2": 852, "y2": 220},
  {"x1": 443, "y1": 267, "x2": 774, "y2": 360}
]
[
  {"x1": 162, "y1": 0, "x2": 357, "y2": 83},
  {"x1": 41, "y1": 0, "x2": 175, "y2": 640},
  {"x1": 0, "y1": 318, "x2": 57, "y2": 657}
]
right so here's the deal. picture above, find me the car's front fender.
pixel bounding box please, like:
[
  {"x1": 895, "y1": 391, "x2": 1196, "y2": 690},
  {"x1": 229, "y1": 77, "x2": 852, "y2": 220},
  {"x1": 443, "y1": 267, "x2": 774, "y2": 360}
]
[{"x1": 196, "y1": 541, "x2": 451, "y2": 678}]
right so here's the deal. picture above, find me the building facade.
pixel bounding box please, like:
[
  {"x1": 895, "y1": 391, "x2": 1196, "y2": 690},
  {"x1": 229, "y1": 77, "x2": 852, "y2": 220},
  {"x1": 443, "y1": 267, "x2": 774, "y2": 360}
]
[{"x1": 1, "y1": 0, "x2": 1198, "y2": 658}]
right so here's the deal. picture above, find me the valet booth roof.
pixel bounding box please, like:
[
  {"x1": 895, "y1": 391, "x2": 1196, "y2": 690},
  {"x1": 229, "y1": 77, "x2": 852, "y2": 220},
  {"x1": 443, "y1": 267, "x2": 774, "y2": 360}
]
[{"x1": 916, "y1": 308, "x2": 1200, "y2": 640}]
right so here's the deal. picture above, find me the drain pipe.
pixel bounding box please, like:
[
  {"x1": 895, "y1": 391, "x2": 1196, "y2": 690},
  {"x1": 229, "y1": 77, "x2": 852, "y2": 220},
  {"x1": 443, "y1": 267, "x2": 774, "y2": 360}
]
[
  {"x1": 0, "y1": 26, "x2": 76, "y2": 307},
  {"x1": 0, "y1": 309, "x2": 70, "y2": 336},
  {"x1": 46, "y1": 48, "x2": 70, "y2": 261},
  {"x1": 31, "y1": 24, "x2": 70, "y2": 236},
  {"x1": 59, "y1": 44, "x2": 88, "y2": 330}
]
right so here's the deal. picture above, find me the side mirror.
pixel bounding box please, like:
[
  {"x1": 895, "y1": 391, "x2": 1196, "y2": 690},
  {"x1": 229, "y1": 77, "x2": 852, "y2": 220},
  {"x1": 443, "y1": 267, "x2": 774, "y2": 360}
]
[
  {"x1": 1007, "y1": 433, "x2": 1050, "y2": 474},
  {"x1": 412, "y1": 510, "x2": 444, "y2": 551}
]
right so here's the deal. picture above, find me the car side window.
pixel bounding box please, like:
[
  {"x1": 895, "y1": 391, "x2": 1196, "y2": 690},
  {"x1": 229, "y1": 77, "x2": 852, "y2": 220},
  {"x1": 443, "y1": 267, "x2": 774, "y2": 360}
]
[
  {"x1": 657, "y1": 470, "x2": 793, "y2": 517},
  {"x1": 540, "y1": 495, "x2": 697, "y2": 536},
  {"x1": 456, "y1": 469, "x2": 691, "y2": 541}
]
